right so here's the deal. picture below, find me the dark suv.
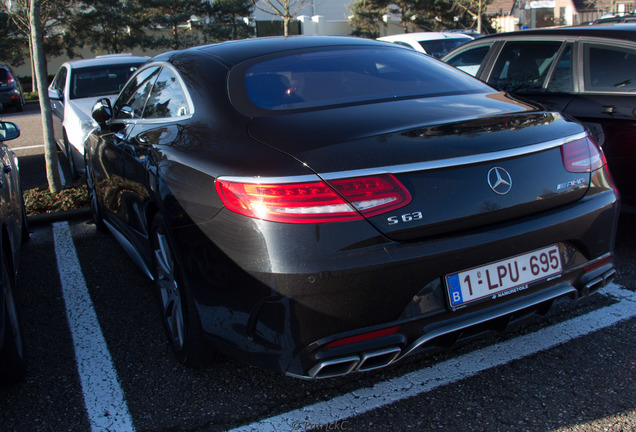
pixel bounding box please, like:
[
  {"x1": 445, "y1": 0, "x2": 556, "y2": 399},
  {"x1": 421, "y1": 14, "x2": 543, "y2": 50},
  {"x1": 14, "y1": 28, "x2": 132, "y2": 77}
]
[
  {"x1": 443, "y1": 24, "x2": 636, "y2": 211},
  {"x1": 592, "y1": 13, "x2": 636, "y2": 25},
  {"x1": 0, "y1": 65, "x2": 25, "y2": 113}
]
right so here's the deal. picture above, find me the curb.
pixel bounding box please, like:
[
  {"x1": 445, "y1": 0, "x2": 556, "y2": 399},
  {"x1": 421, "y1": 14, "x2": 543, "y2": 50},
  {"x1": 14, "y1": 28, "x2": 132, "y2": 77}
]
[{"x1": 27, "y1": 207, "x2": 92, "y2": 225}]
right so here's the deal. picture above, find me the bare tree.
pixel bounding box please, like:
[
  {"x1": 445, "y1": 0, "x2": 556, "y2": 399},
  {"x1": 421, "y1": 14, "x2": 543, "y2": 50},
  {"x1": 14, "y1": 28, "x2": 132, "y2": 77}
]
[
  {"x1": 29, "y1": 0, "x2": 61, "y2": 193},
  {"x1": 452, "y1": 0, "x2": 489, "y2": 33},
  {"x1": 252, "y1": 0, "x2": 312, "y2": 36}
]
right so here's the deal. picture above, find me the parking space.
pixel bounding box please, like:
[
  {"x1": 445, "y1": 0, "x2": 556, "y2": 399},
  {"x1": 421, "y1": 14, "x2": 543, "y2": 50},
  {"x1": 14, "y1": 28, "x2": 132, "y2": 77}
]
[{"x1": 0, "y1": 217, "x2": 633, "y2": 431}]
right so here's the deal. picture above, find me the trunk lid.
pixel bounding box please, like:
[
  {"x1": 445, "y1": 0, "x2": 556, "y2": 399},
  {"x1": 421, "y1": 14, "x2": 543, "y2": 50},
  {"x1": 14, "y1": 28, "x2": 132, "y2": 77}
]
[{"x1": 247, "y1": 93, "x2": 591, "y2": 240}]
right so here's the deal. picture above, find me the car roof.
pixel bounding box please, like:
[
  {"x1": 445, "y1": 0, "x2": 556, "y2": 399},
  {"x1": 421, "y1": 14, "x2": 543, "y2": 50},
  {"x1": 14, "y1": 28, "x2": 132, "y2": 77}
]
[
  {"x1": 476, "y1": 23, "x2": 636, "y2": 42},
  {"x1": 153, "y1": 36, "x2": 393, "y2": 67},
  {"x1": 64, "y1": 54, "x2": 149, "y2": 69},
  {"x1": 378, "y1": 32, "x2": 473, "y2": 43}
]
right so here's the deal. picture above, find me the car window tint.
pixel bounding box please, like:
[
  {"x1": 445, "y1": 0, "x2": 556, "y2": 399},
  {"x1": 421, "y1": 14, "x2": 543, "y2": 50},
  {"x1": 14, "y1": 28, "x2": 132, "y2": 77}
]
[
  {"x1": 70, "y1": 64, "x2": 142, "y2": 99},
  {"x1": 52, "y1": 67, "x2": 67, "y2": 92},
  {"x1": 445, "y1": 43, "x2": 494, "y2": 76},
  {"x1": 418, "y1": 39, "x2": 470, "y2": 59},
  {"x1": 114, "y1": 66, "x2": 160, "y2": 120},
  {"x1": 143, "y1": 68, "x2": 190, "y2": 119},
  {"x1": 243, "y1": 47, "x2": 491, "y2": 111},
  {"x1": 488, "y1": 41, "x2": 563, "y2": 93},
  {"x1": 584, "y1": 44, "x2": 636, "y2": 92},
  {"x1": 546, "y1": 43, "x2": 574, "y2": 93}
]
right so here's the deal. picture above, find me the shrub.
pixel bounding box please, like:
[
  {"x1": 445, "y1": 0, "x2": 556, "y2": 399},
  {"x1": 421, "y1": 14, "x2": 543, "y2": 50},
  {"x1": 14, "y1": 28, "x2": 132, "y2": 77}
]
[{"x1": 24, "y1": 184, "x2": 89, "y2": 216}]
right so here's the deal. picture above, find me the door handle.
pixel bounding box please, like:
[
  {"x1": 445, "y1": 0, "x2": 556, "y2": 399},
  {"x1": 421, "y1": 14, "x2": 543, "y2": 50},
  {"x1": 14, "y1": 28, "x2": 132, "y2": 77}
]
[{"x1": 603, "y1": 105, "x2": 616, "y2": 114}]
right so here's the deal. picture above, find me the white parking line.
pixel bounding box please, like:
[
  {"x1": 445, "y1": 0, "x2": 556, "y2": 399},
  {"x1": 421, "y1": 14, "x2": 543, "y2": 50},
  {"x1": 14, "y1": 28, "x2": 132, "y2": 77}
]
[
  {"x1": 11, "y1": 144, "x2": 44, "y2": 151},
  {"x1": 230, "y1": 283, "x2": 636, "y2": 432},
  {"x1": 52, "y1": 222, "x2": 135, "y2": 432}
]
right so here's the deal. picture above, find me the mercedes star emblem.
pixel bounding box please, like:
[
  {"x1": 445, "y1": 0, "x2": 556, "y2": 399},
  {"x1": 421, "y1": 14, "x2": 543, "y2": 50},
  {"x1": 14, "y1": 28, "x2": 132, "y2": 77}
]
[{"x1": 487, "y1": 167, "x2": 512, "y2": 195}]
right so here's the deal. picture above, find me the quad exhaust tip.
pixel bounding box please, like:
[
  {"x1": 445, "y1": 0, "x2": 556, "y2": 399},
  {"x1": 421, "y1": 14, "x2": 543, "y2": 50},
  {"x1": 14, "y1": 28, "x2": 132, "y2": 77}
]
[
  {"x1": 584, "y1": 268, "x2": 617, "y2": 295},
  {"x1": 308, "y1": 347, "x2": 402, "y2": 379},
  {"x1": 301, "y1": 268, "x2": 618, "y2": 380}
]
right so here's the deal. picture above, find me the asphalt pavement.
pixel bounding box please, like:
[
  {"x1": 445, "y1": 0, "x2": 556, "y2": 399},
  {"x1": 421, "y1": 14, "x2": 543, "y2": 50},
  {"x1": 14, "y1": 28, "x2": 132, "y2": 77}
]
[{"x1": 0, "y1": 102, "x2": 634, "y2": 432}]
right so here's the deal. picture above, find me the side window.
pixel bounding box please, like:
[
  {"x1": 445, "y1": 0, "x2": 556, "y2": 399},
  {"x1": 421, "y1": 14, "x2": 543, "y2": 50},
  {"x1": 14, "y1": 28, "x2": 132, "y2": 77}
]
[
  {"x1": 546, "y1": 43, "x2": 574, "y2": 93},
  {"x1": 488, "y1": 41, "x2": 563, "y2": 93},
  {"x1": 143, "y1": 68, "x2": 190, "y2": 119},
  {"x1": 114, "y1": 66, "x2": 160, "y2": 120},
  {"x1": 53, "y1": 67, "x2": 67, "y2": 92},
  {"x1": 584, "y1": 43, "x2": 636, "y2": 92},
  {"x1": 444, "y1": 43, "x2": 494, "y2": 76}
]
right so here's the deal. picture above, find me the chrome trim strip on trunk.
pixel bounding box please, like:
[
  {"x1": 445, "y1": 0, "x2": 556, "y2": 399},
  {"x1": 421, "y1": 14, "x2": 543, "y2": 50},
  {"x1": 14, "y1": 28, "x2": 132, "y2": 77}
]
[{"x1": 218, "y1": 132, "x2": 588, "y2": 184}]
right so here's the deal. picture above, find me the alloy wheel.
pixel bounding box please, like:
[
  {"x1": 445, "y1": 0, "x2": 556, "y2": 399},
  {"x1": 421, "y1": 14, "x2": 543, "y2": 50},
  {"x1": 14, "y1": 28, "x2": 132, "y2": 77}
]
[{"x1": 153, "y1": 227, "x2": 186, "y2": 351}]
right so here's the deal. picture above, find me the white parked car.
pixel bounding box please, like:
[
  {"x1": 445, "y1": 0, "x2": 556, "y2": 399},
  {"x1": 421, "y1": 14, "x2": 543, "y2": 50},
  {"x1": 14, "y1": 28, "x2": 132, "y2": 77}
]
[
  {"x1": 48, "y1": 54, "x2": 148, "y2": 178},
  {"x1": 377, "y1": 32, "x2": 473, "y2": 58}
]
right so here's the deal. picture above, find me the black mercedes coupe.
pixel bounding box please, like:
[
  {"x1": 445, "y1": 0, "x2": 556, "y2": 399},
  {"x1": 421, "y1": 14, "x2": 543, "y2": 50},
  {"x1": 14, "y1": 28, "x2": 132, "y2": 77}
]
[{"x1": 85, "y1": 36, "x2": 619, "y2": 379}]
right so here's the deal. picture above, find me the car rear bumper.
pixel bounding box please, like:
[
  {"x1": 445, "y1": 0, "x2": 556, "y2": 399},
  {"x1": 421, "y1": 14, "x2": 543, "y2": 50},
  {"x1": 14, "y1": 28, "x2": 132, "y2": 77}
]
[
  {"x1": 173, "y1": 181, "x2": 618, "y2": 378},
  {"x1": 0, "y1": 90, "x2": 22, "y2": 105},
  {"x1": 287, "y1": 259, "x2": 616, "y2": 379}
]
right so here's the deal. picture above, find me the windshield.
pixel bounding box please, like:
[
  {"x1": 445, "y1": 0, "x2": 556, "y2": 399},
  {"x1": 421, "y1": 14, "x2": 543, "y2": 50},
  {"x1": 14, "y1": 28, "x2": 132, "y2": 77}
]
[
  {"x1": 70, "y1": 63, "x2": 143, "y2": 99},
  {"x1": 243, "y1": 47, "x2": 491, "y2": 111}
]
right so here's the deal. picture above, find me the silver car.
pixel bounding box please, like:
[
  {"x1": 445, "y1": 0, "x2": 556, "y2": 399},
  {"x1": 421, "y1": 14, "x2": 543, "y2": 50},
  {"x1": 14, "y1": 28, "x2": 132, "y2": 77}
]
[
  {"x1": 48, "y1": 54, "x2": 148, "y2": 178},
  {"x1": 377, "y1": 32, "x2": 473, "y2": 58}
]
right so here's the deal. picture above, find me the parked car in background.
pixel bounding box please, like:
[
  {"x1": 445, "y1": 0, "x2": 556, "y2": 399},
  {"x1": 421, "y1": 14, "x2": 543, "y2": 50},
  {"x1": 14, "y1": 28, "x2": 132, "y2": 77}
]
[
  {"x1": 85, "y1": 36, "x2": 617, "y2": 379},
  {"x1": 0, "y1": 121, "x2": 29, "y2": 386},
  {"x1": 443, "y1": 23, "x2": 636, "y2": 211},
  {"x1": 442, "y1": 29, "x2": 483, "y2": 39},
  {"x1": 0, "y1": 65, "x2": 25, "y2": 113},
  {"x1": 377, "y1": 32, "x2": 473, "y2": 58},
  {"x1": 48, "y1": 54, "x2": 148, "y2": 178},
  {"x1": 591, "y1": 12, "x2": 636, "y2": 24}
]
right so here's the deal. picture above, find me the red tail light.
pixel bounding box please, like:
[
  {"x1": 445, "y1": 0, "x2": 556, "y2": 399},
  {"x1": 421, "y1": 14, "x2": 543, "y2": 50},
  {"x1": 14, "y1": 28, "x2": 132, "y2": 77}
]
[
  {"x1": 215, "y1": 174, "x2": 411, "y2": 223},
  {"x1": 561, "y1": 135, "x2": 606, "y2": 173},
  {"x1": 6, "y1": 72, "x2": 14, "y2": 85},
  {"x1": 325, "y1": 326, "x2": 400, "y2": 348}
]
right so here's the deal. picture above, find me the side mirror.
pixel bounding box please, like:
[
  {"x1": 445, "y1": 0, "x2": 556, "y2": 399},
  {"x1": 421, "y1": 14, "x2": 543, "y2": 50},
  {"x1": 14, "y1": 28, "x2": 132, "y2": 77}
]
[
  {"x1": 48, "y1": 88, "x2": 63, "y2": 101},
  {"x1": 91, "y1": 98, "x2": 113, "y2": 128},
  {"x1": 0, "y1": 121, "x2": 20, "y2": 142},
  {"x1": 118, "y1": 105, "x2": 134, "y2": 119}
]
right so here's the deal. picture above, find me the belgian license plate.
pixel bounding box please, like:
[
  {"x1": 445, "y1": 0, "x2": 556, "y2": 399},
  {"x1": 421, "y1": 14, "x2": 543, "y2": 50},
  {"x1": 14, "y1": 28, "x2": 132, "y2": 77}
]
[{"x1": 446, "y1": 245, "x2": 562, "y2": 308}]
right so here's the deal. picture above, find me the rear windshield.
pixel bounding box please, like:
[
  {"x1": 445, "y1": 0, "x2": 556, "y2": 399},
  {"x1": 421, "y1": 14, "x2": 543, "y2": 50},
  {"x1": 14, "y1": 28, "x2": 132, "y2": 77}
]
[
  {"x1": 71, "y1": 63, "x2": 143, "y2": 99},
  {"x1": 242, "y1": 47, "x2": 490, "y2": 111},
  {"x1": 0, "y1": 68, "x2": 9, "y2": 81},
  {"x1": 418, "y1": 39, "x2": 470, "y2": 59}
]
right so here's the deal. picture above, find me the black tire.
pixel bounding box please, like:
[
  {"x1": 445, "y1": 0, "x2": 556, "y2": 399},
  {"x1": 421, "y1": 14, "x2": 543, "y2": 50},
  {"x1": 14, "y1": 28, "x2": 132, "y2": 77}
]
[
  {"x1": 150, "y1": 213, "x2": 210, "y2": 367},
  {"x1": 0, "y1": 250, "x2": 26, "y2": 386},
  {"x1": 85, "y1": 157, "x2": 105, "y2": 231},
  {"x1": 15, "y1": 96, "x2": 24, "y2": 113}
]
